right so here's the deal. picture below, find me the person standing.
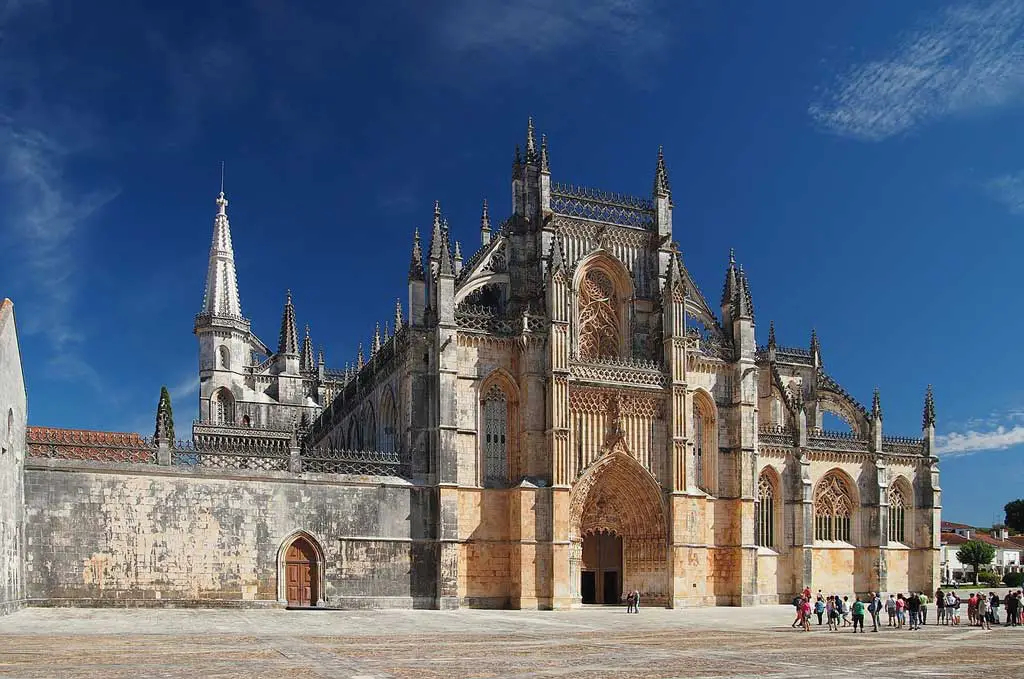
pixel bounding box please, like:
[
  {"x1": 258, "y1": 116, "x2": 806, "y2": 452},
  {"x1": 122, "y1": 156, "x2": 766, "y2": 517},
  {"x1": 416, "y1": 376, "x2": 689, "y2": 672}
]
[
  {"x1": 886, "y1": 594, "x2": 897, "y2": 627},
  {"x1": 896, "y1": 594, "x2": 906, "y2": 628},
  {"x1": 919, "y1": 591, "x2": 928, "y2": 625},
  {"x1": 826, "y1": 596, "x2": 838, "y2": 631},
  {"x1": 1006, "y1": 592, "x2": 1019, "y2": 626},
  {"x1": 802, "y1": 597, "x2": 812, "y2": 632},
  {"x1": 936, "y1": 589, "x2": 946, "y2": 625},
  {"x1": 631, "y1": 590, "x2": 641, "y2": 614},
  {"x1": 977, "y1": 592, "x2": 990, "y2": 629},
  {"x1": 814, "y1": 596, "x2": 825, "y2": 625},
  {"x1": 625, "y1": 590, "x2": 635, "y2": 613},
  {"x1": 989, "y1": 592, "x2": 1000, "y2": 625},
  {"x1": 907, "y1": 592, "x2": 921, "y2": 630},
  {"x1": 851, "y1": 597, "x2": 866, "y2": 633},
  {"x1": 868, "y1": 592, "x2": 881, "y2": 632}
]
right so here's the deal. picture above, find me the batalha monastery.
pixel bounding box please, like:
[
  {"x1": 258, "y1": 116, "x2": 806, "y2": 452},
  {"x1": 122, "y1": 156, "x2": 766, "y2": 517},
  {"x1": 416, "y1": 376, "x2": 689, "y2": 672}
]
[{"x1": 0, "y1": 121, "x2": 941, "y2": 615}]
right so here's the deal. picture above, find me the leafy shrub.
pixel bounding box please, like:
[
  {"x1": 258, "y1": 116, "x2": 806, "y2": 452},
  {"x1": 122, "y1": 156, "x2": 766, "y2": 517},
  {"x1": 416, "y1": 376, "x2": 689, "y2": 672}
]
[
  {"x1": 1004, "y1": 572, "x2": 1024, "y2": 588},
  {"x1": 979, "y1": 570, "x2": 1001, "y2": 586}
]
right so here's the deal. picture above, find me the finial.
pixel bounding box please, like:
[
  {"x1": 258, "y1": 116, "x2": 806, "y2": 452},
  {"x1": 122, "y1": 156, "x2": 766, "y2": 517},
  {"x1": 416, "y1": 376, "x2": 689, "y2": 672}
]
[
  {"x1": 768, "y1": 320, "x2": 776, "y2": 348},
  {"x1": 454, "y1": 240, "x2": 463, "y2": 260},
  {"x1": 872, "y1": 387, "x2": 883, "y2": 421},
  {"x1": 526, "y1": 116, "x2": 536, "y2": 155},
  {"x1": 654, "y1": 146, "x2": 671, "y2": 196},
  {"x1": 372, "y1": 323, "x2": 381, "y2": 354},
  {"x1": 480, "y1": 199, "x2": 492, "y2": 245},
  {"x1": 729, "y1": 248, "x2": 736, "y2": 266},
  {"x1": 540, "y1": 134, "x2": 550, "y2": 172},
  {"x1": 286, "y1": 289, "x2": 292, "y2": 305},
  {"x1": 409, "y1": 228, "x2": 425, "y2": 281},
  {"x1": 810, "y1": 328, "x2": 820, "y2": 359},
  {"x1": 394, "y1": 298, "x2": 403, "y2": 331},
  {"x1": 357, "y1": 343, "x2": 364, "y2": 369},
  {"x1": 923, "y1": 384, "x2": 936, "y2": 428},
  {"x1": 317, "y1": 347, "x2": 324, "y2": 366}
]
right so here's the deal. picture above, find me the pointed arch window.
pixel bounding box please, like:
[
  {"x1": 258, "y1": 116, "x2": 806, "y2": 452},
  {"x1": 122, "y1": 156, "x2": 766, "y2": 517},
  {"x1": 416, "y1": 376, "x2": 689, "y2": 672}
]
[
  {"x1": 482, "y1": 385, "x2": 508, "y2": 487},
  {"x1": 578, "y1": 269, "x2": 621, "y2": 360},
  {"x1": 693, "y1": 392, "x2": 716, "y2": 493},
  {"x1": 814, "y1": 472, "x2": 853, "y2": 542},
  {"x1": 757, "y1": 471, "x2": 777, "y2": 549},
  {"x1": 888, "y1": 483, "x2": 908, "y2": 544},
  {"x1": 380, "y1": 390, "x2": 398, "y2": 453},
  {"x1": 218, "y1": 345, "x2": 231, "y2": 370},
  {"x1": 213, "y1": 388, "x2": 235, "y2": 425}
]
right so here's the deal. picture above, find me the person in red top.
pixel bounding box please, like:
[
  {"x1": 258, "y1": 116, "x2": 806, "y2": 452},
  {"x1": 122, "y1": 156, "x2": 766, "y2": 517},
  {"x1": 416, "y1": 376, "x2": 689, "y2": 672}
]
[{"x1": 801, "y1": 598, "x2": 812, "y2": 631}]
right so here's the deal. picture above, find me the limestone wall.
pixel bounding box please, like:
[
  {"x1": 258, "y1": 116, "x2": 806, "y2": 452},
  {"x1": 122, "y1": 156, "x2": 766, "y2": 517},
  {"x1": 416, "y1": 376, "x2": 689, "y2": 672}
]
[
  {"x1": 23, "y1": 462, "x2": 436, "y2": 608},
  {"x1": 0, "y1": 299, "x2": 27, "y2": 615}
]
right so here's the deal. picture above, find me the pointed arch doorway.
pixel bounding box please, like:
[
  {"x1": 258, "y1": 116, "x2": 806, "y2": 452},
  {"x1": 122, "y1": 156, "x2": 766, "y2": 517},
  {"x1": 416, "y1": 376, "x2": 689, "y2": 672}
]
[
  {"x1": 569, "y1": 452, "x2": 668, "y2": 606},
  {"x1": 278, "y1": 532, "x2": 326, "y2": 608}
]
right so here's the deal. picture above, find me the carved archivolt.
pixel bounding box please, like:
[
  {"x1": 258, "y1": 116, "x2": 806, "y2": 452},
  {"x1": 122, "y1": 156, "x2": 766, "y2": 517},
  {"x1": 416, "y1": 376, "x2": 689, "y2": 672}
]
[
  {"x1": 578, "y1": 269, "x2": 620, "y2": 360},
  {"x1": 569, "y1": 451, "x2": 666, "y2": 540}
]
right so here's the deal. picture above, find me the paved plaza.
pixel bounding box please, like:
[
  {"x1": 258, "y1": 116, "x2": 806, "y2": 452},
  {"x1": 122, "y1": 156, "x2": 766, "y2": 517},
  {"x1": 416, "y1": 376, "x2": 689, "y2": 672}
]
[{"x1": 1, "y1": 605, "x2": 1022, "y2": 678}]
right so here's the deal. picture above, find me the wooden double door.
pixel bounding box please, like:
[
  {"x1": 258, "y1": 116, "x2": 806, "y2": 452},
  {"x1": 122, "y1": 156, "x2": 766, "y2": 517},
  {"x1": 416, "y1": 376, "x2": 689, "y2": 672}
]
[{"x1": 285, "y1": 537, "x2": 318, "y2": 607}]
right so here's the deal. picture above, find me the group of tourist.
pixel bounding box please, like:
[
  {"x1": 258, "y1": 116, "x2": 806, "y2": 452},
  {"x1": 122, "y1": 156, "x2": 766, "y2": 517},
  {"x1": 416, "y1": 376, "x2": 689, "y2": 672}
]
[
  {"x1": 933, "y1": 589, "x2": 1024, "y2": 628},
  {"x1": 790, "y1": 587, "x2": 1024, "y2": 632}
]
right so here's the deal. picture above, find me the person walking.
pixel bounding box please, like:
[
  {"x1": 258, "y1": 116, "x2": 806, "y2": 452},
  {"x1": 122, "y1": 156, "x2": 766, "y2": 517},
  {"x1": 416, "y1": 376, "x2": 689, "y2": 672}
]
[
  {"x1": 948, "y1": 592, "x2": 961, "y2": 626},
  {"x1": 791, "y1": 594, "x2": 803, "y2": 628},
  {"x1": 802, "y1": 597, "x2": 812, "y2": 631},
  {"x1": 851, "y1": 597, "x2": 866, "y2": 633}
]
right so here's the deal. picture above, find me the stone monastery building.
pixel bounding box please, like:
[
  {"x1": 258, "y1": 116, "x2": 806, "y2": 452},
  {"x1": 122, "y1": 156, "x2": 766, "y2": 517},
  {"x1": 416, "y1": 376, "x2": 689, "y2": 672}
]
[{"x1": 0, "y1": 121, "x2": 940, "y2": 614}]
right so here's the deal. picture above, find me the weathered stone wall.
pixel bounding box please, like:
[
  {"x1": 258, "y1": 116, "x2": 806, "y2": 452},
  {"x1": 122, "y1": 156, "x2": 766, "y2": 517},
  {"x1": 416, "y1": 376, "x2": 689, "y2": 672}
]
[
  {"x1": 0, "y1": 299, "x2": 27, "y2": 615},
  {"x1": 23, "y1": 462, "x2": 436, "y2": 608}
]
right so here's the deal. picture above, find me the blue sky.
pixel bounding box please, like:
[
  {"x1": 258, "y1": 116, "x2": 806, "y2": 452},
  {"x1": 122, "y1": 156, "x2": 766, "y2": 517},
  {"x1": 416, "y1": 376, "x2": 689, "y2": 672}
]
[{"x1": 1, "y1": 0, "x2": 1022, "y2": 526}]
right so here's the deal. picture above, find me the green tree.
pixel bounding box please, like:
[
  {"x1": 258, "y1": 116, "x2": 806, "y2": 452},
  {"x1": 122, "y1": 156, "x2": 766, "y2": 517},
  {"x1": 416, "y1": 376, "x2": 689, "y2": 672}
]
[
  {"x1": 956, "y1": 540, "x2": 996, "y2": 584},
  {"x1": 155, "y1": 385, "x2": 175, "y2": 442},
  {"x1": 1005, "y1": 499, "x2": 1024, "y2": 534}
]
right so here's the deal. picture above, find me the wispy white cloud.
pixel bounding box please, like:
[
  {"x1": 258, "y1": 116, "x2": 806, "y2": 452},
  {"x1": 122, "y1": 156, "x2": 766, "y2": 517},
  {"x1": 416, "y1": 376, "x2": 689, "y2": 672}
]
[
  {"x1": 809, "y1": 0, "x2": 1024, "y2": 141},
  {"x1": 435, "y1": 0, "x2": 668, "y2": 59},
  {"x1": 985, "y1": 171, "x2": 1024, "y2": 215},
  {"x1": 937, "y1": 426, "x2": 1024, "y2": 456},
  {"x1": 937, "y1": 408, "x2": 1024, "y2": 456}
]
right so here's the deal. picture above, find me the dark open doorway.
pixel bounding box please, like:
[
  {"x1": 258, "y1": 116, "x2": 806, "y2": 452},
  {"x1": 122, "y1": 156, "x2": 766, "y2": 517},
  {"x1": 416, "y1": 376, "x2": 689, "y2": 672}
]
[{"x1": 581, "y1": 531, "x2": 623, "y2": 604}]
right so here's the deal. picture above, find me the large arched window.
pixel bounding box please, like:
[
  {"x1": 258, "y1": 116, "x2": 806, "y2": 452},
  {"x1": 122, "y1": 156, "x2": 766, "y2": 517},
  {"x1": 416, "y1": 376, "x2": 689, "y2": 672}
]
[
  {"x1": 482, "y1": 384, "x2": 508, "y2": 487},
  {"x1": 360, "y1": 404, "x2": 376, "y2": 450},
  {"x1": 693, "y1": 391, "x2": 716, "y2": 493},
  {"x1": 814, "y1": 471, "x2": 854, "y2": 542},
  {"x1": 888, "y1": 480, "x2": 909, "y2": 544},
  {"x1": 578, "y1": 268, "x2": 621, "y2": 360},
  {"x1": 757, "y1": 469, "x2": 777, "y2": 549},
  {"x1": 379, "y1": 389, "x2": 398, "y2": 453},
  {"x1": 213, "y1": 388, "x2": 235, "y2": 425}
]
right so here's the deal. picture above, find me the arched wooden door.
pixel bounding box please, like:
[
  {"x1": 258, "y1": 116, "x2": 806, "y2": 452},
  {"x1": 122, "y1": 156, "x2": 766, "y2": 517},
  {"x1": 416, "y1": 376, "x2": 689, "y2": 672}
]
[{"x1": 285, "y1": 537, "x2": 318, "y2": 606}]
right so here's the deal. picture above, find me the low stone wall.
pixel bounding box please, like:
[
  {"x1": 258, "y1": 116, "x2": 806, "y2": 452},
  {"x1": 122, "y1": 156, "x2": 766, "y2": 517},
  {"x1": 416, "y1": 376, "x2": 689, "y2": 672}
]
[{"x1": 23, "y1": 460, "x2": 436, "y2": 608}]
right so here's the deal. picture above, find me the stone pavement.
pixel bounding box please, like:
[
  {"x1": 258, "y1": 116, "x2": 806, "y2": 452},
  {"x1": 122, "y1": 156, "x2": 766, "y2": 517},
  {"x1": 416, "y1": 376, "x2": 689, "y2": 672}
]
[{"x1": 0, "y1": 606, "x2": 1021, "y2": 678}]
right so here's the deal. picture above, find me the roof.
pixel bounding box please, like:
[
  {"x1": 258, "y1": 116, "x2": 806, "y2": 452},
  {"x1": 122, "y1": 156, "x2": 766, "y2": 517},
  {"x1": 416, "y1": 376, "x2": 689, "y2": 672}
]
[
  {"x1": 941, "y1": 532, "x2": 970, "y2": 546},
  {"x1": 26, "y1": 426, "x2": 155, "y2": 463},
  {"x1": 973, "y1": 533, "x2": 1023, "y2": 550},
  {"x1": 941, "y1": 520, "x2": 976, "y2": 531}
]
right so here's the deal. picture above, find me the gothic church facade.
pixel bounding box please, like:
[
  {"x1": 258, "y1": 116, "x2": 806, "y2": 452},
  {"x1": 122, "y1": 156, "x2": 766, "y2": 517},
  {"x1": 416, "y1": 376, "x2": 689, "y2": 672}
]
[{"x1": 194, "y1": 120, "x2": 941, "y2": 608}]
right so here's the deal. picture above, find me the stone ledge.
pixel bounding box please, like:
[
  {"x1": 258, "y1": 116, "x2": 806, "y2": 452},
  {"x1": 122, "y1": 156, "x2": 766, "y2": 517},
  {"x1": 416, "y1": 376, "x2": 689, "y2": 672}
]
[{"x1": 27, "y1": 598, "x2": 286, "y2": 609}]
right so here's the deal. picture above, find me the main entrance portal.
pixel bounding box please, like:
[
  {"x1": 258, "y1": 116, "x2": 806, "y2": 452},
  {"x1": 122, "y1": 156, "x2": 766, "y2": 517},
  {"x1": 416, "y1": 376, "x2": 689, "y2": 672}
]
[{"x1": 581, "y1": 531, "x2": 623, "y2": 604}]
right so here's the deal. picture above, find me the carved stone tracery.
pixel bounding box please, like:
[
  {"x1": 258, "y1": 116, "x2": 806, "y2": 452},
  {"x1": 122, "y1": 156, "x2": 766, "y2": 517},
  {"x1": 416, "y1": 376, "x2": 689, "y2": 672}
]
[{"x1": 578, "y1": 269, "x2": 620, "y2": 361}]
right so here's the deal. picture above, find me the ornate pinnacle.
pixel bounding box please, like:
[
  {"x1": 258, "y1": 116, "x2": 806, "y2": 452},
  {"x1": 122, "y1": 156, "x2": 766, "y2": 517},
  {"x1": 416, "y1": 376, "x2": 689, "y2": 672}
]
[
  {"x1": 357, "y1": 343, "x2": 364, "y2": 369},
  {"x1": 540, "y1": 134, "x2": 550, "y2": 172},
  {"x1": 372, "y1": 323, "x2": 381, "y2": 355},
  {"x1": 810, "y1": 328, "x2": 820, "y2": 355},
  {"x1": 738, "y1": 265, "x2": 754, "y2": 322},
  {"x1": 923, "y1": 385, "x2": 936, "y2": 429},
  {"x1": 277, "y1": 289, "x2": 299, "y2": 355},
  {"x1": 317, "y1": 347, "x2": 324, "y2": 366},
  {"x1": 344, "y1": 361, "x2": 351, "y2": 382},
  {"x1": 300, "y1": 323, "x2": 314, "y2": 372},
  {"x1": 394, "y1": 298, "x2": 403, "y2": 332},
  {"x1": 429, "y1": 202, "x2": 445, "y2": 263},
  {"x1": 408, "y1": 228, "x2": 425, "y2": 281},
  {"x1": 654, "y1": 145, "x2": 671, "y2": 197},
  {"x1": 439, "y1": 229, "x2": 455, "y2": 277},
  {"x1": 872, "y1": 387, "x2": 883, "y2": 421},
  {"x1": 454, "y1": 240, "x2": 463, "y2": 261},
  {"x1": 768, "y1": 320, "x2": 777, "y2": 348},
  {"x1": 480, "y1": 199, "x2": 492, "y2": 245},
  {"x1": 720, "y1": 249, "x2": 738, "y2": 310},
  {"x1": 525, "y1": 116, "x2": 537, "y2": 161}
]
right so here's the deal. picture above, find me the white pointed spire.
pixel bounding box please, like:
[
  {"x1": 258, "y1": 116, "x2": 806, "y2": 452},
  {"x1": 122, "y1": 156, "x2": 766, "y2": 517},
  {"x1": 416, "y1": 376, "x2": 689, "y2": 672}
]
[{"x1": 201, "y1": 166, "x2": 243, "y2": 318}]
